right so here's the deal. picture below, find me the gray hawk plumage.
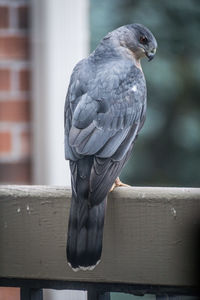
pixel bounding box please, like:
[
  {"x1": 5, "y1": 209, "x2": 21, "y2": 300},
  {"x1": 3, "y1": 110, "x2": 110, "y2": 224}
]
[{"x1": 64, "y1": 23, "x2": 157, "y2": 271}]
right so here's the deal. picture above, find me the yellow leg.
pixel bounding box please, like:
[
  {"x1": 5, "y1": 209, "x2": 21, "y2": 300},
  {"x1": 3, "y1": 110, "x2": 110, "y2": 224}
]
[{"x1": 110, "y1": 177, "x2": 131, "y2": 192}]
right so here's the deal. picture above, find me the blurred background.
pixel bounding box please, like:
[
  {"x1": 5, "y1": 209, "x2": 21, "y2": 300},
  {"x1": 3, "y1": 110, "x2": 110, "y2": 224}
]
[{"x1": 0, "y1": 0, "x2": 199, "y2": 299}]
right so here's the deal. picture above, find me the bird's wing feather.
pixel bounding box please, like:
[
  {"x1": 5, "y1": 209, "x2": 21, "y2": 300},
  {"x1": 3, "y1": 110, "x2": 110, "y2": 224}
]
[
  {"x1": 64, "y1": 59, "x2": 88, "y2": 160},
  {"x1": 65, "y1": 60, "x2": 145, "y2": 159}
]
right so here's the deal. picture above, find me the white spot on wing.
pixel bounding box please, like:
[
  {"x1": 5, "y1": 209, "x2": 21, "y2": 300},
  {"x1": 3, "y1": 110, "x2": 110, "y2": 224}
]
[{"x1": 132, "y1": 85, "x2": 137, "y2": 92}]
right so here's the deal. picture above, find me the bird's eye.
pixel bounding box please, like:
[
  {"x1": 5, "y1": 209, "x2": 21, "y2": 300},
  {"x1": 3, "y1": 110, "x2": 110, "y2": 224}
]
[{"x1": 139, "y1": 36, "x2": 148, "y2": 44}]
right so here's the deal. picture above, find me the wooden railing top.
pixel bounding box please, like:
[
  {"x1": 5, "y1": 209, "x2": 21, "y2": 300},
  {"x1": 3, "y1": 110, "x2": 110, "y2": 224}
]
[{"x1": 0, "y1": 185, "x2": 200, "y2": 292}]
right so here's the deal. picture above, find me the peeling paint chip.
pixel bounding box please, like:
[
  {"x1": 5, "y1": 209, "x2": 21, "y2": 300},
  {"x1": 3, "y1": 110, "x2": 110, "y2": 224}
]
[{"x1": 171, "y1": 207, "x2": 176, "y2": 217}]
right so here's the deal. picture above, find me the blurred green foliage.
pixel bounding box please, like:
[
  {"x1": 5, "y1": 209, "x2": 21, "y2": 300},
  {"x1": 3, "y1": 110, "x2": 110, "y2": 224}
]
[{"x1": 90, "y1": 0, "x2": 200, "y2": 187}]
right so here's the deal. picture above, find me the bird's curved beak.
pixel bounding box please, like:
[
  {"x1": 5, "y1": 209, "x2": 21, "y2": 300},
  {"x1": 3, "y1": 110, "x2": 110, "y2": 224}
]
[{"x1": 145, "y1": 48, "x2": 156, "y2": 61}]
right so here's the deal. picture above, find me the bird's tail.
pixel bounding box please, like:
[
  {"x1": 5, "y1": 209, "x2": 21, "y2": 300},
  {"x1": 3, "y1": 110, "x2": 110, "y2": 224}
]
[
  {"x1": 67, "y1": 195, "x2": 106, "y2": 271},
  {"x1": 67, "y1": 158, "x2": 106, "y2": 271}
]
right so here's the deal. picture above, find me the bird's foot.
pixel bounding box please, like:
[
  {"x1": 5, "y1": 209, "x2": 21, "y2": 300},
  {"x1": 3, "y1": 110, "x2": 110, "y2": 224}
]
[{"x1": 110, "y1": 177, "x2": 131, "y2": 192}]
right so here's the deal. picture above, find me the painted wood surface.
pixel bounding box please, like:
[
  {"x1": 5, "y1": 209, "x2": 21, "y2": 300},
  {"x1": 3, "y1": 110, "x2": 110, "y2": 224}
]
[{"x1": 0, "y1": 185, "x2": 200, "y2": 288}]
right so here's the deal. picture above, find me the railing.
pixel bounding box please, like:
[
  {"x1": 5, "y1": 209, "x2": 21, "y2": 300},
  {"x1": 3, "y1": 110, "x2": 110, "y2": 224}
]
[{"x1": 0, "y1": 185, "x2": 200, "y2": 300}]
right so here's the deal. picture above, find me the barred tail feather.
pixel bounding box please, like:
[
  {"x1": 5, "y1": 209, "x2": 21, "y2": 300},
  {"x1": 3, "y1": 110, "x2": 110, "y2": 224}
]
[{"x1": 67, "y1": 195, "x2": 106, "y2": 271}]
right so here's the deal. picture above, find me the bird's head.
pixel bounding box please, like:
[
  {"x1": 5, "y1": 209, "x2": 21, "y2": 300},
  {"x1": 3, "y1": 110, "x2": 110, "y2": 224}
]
[{"x1": 117, "y1": 23, "x2": 157, "y2": 61}]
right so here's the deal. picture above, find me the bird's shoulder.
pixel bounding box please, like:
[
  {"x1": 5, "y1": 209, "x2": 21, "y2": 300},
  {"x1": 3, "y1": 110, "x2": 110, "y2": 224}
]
[
  {"x1": 67, "y1": 53, "x2": 146, "y2": 102},
  {"x1": 66, "y1": 56, "x2": 146, "y2": 130},
  {"x1": 87, "y1": 57, "x2": 146, "y2": 104}
]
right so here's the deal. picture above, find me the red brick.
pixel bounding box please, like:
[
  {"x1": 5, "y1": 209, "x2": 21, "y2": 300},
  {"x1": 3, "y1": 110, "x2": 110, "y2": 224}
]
[
  {"x1": 19, "y1": 69, "x2": 30, "y2": 91},
  {"x1": 0, "y1": 36, "x2": 29, "y2": 60},
  {"x1": 18, "y1": 5, "x2": 29, "y2": 29},
  {"x1": 0, "y1": 288, "x2": 20, "y2": 300},
  {"x1": 0, "y1": 101, "x2": 30, "y2": 122},
  {"x1": 0, "y1": 6, "x2": 9, "y2": 29},
  {"x1": 0, "y1": 131, "x2": 11, "y2": 153},
  {"x1": 0, "y1": 161, "x2": 31, "y2": 183},
  {"x1": 0, "y1": 69, "x2": 11, "y2": 91}
]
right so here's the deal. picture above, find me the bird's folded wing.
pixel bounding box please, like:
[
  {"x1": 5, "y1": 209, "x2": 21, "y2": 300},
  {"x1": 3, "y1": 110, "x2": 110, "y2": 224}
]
[
  {"x1": 64, "y1": 59, "x2": 144, "y2": 160},
  {"x1": 68, "y1": 91, "x2": 142, "y2": 158}
]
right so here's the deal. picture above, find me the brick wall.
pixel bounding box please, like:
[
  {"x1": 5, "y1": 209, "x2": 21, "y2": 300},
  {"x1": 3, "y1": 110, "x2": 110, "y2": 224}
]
[
  {"x1": 0, "y1": 0, "x2": 31, "y2": 184},
  {"x1": 0, "y1": 0, "x2": 31, "y2": 298}
]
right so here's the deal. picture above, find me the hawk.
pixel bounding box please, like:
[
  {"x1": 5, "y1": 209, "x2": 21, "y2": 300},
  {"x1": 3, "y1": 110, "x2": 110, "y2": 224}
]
[{"x1": 64, "y1": 24, "x2": 157, "y2": 271}]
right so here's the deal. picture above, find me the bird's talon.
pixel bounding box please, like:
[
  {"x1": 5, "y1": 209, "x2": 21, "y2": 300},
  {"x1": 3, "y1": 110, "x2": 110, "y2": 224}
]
[{"x1": 110, "y1": 177, "x2": 131, "y2": 192}]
